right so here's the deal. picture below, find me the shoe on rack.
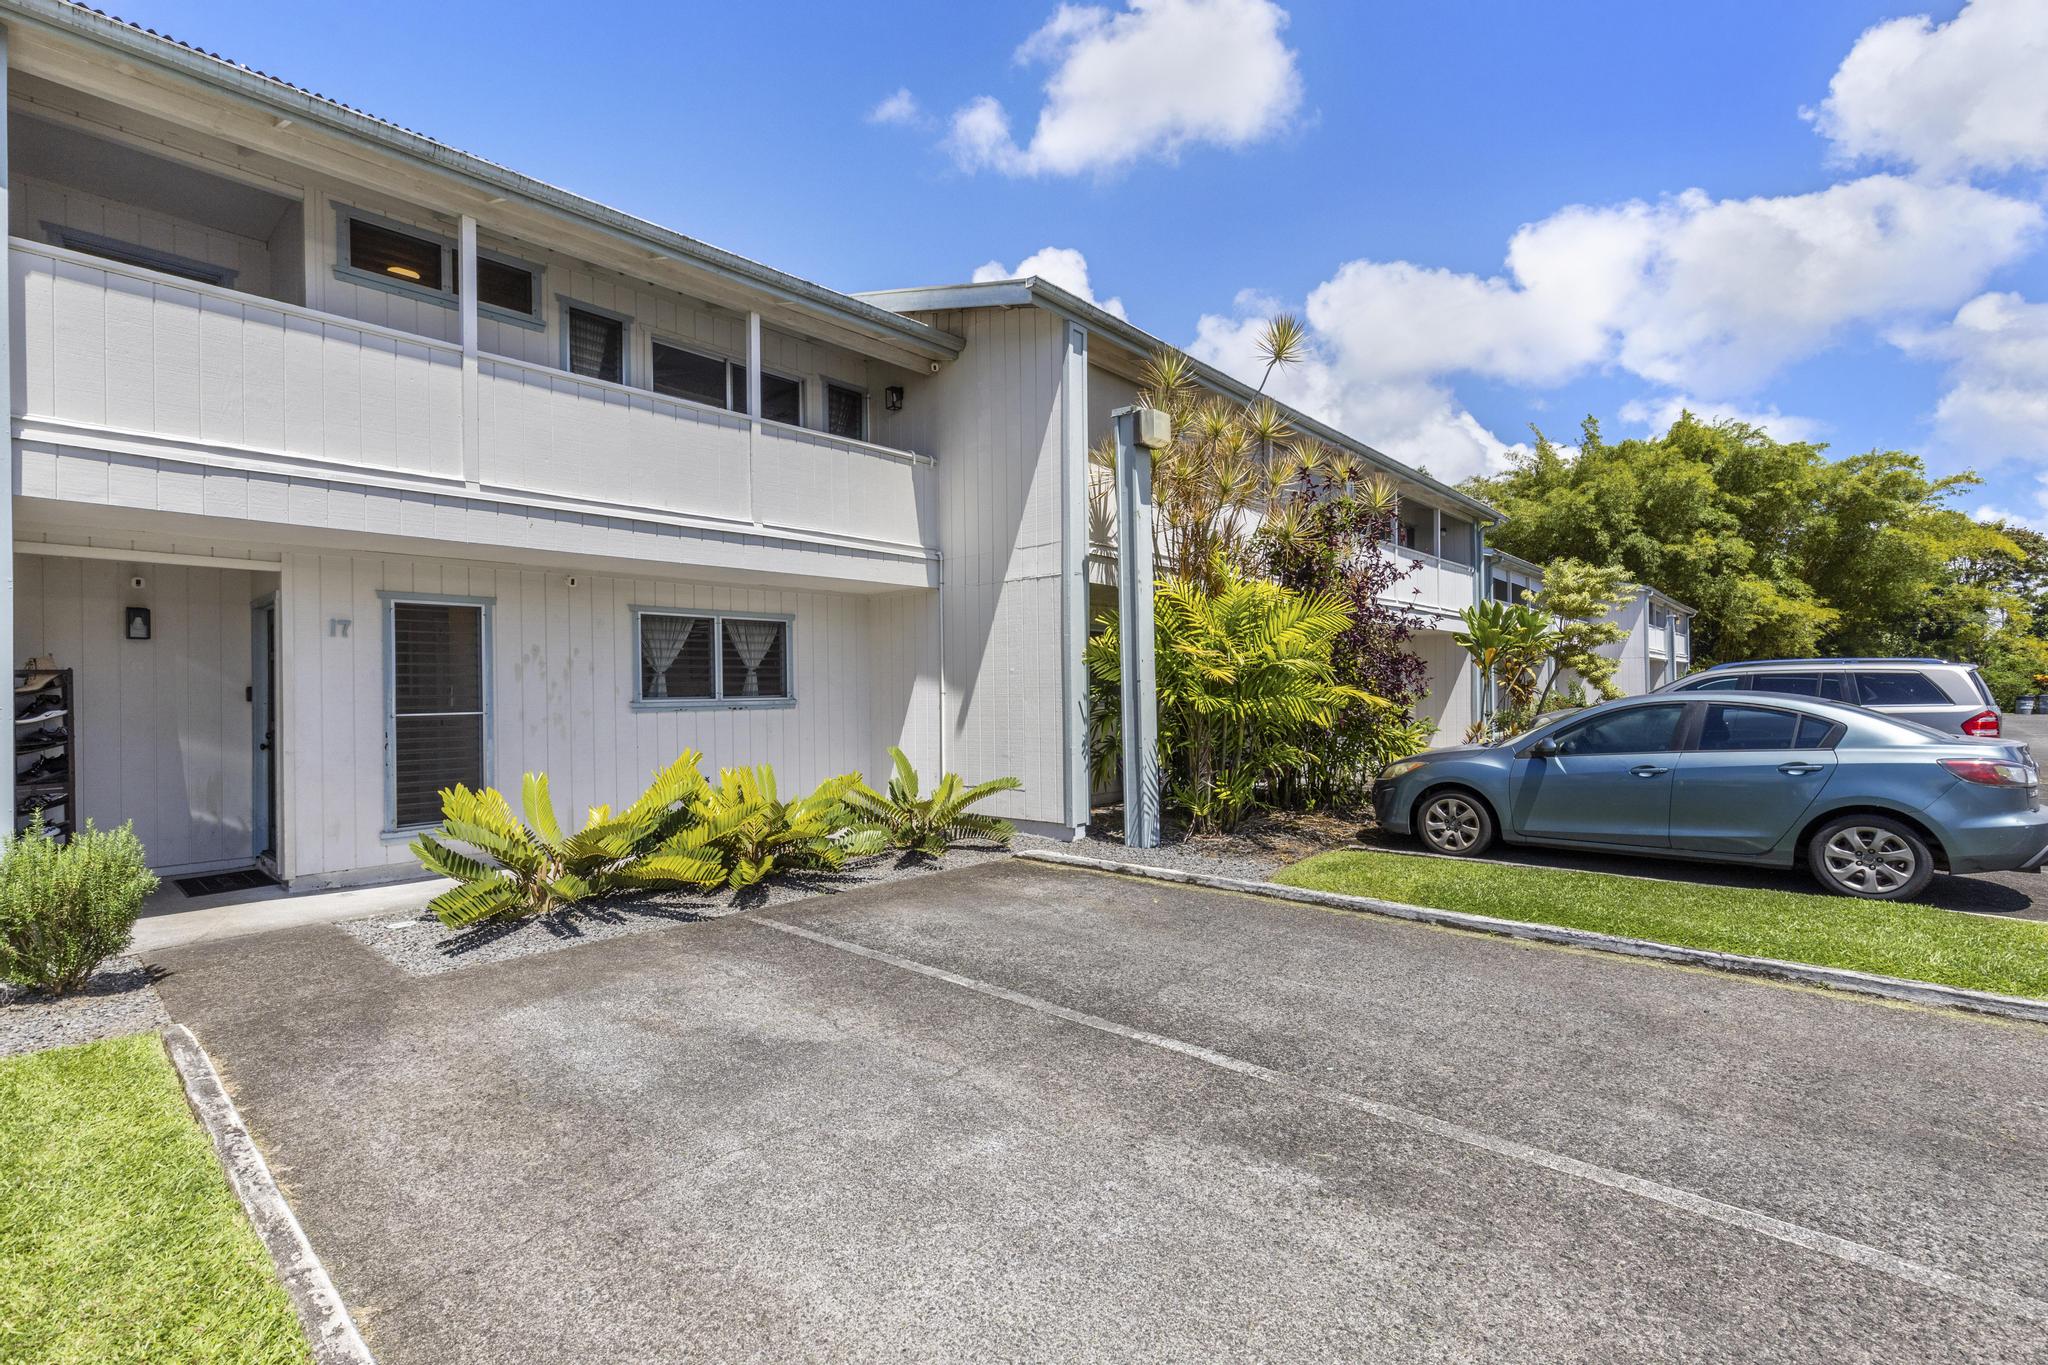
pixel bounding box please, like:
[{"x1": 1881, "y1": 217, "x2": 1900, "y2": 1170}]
[
  {"x1": 15, "y1": 725, "x2": 66, "y2": 753},
  {"x1": 14, "y1": 700, "x2": 64, "y2": 724},
  {"x1": 17, "y1": 754, "x2": 67, "y2": 786}
]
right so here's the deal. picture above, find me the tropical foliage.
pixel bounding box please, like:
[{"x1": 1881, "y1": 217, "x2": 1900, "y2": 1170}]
[
  {"x1": 691, "y1": 766, "x2": 887, "y2": 890},
  {"x1": 1527, "y1": 559, "x2": 1633, "y2": 703},
  {"x1": 1089, "y1": 569, "x2": 1381, "y2": 833},
  {"x1": 0, "y1": 816, "x2": 157, "y2": 996},
  {"x1": 1455, "y1": 599, "x2": 1555, "y2": 714},
  {"x1": 844, "y1": 747, "x2": 1021, "y2": 858},
  {"x1": 411, "y1": 755, "x2": 730, "y2": 928}
]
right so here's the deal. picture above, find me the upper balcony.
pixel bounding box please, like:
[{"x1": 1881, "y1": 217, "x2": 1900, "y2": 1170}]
[{"x1": 2, "y1": 79, "x2": 949, "y2": 588}]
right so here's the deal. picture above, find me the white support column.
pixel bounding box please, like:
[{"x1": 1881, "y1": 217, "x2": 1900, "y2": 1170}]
[
  {"x1": 745, "y1": 310, "x2": 763, "y2": 421},
  {"x1": 1114, "y1": 405, "x2": 1166, "y2": 849},
  {"x1": 1059, "y1": 323, "x2": 1091, "y2": 838},
  {"x1": 458, "y1": 214, "x2": 480, "y2": 488},
  {"x1": 0, "y1": 25, "x2": 14, "y2": 825}
]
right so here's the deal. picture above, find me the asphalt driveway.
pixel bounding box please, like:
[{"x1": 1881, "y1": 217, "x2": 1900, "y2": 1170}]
[{"x1": 150, "y1": 860, "x2": 2048, "y2": 1363}]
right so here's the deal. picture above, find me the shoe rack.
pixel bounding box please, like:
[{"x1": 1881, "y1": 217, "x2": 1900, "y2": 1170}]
[{"x1": 15, "y1": 667, "x2": 74, "y2": 840}]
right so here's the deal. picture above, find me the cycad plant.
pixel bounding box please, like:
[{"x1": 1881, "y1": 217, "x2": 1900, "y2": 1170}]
[
  {"x1": 843, "y1": 747, "x2": 1021, "y2": 858},
  {"x1": 410, "y1": 753, "x2": 730, "y2": 928},
  {"x1": 691, "y1": 766, "x2": 888, "y2": 890},
  {"x1": 1089, "y1": 569, "x2": 1381, "y2": 832}
]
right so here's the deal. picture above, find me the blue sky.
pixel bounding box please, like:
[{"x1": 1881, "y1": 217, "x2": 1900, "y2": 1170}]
[{"x1": 113, "y1": 0, "x2": 2048, "y2": 513}]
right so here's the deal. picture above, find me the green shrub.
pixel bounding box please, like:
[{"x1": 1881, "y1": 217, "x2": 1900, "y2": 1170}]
[
  {"x1": 411, "y1": 753, "x2": 733, "y2": 929},
  {"x1": 690, "y1": 766, "x2": 888, "y2": 890},
  {"x1": 0, "y1": 816, "x2": 158, "y2": 996},
  {"x1": 844, "y1": 747, "x2": 1020, "y2": 858}
]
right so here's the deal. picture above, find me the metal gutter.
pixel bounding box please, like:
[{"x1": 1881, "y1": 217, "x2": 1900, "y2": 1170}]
[
  {"x1": 858, "y1": 279, "x2": 1503, "y2": 522},
  {"x1": 4, "y1": 0, "x2": 962, "y2": 361}
]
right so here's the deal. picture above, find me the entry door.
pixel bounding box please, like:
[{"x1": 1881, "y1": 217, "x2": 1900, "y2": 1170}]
[
  {"x1": 1508, "y1": 703, "x2": 1689, "y2": 848},
  {"x1": 1669, "y1": 703, "x2": 1837, "y2": 854},
  {"x1": 250, "y1": 596, "x2": 280, "y2": 872}
]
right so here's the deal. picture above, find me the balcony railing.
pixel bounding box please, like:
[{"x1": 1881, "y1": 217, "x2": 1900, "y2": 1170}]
[
  {"x1": 12, "y1": 239, "x2": 935, "y2": 557},
  {"x1": 1386, "y1": 543, "x2": 1479, "y2": 618}
]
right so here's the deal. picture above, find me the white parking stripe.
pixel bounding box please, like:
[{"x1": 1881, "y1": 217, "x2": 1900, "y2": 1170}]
[{"x1": 756, "y1": 916, "x2": 2048, "y2": 1322}]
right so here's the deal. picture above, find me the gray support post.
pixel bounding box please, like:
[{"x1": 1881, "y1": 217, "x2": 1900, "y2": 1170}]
[
  {"x1": 1059, "y1": 323, "x2": 1090, "y2": 838},
  {"x1": 0, "y1": 24, "x2": 14, "y2": 827},
  {"x1": 458, "y1": 213, "x2": 479, "y2": 487},
  {"x1": 1113, "y1": 405, "x2": 1167, "y2": 848}
]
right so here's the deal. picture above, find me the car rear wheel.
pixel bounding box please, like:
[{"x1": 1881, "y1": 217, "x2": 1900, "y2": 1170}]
[
  {"x1": 1416, "y1": 790, "x2": 1495, "y2": 857},
  {"x1": 1807, "y1": 815, "x2": 1934, "y2": 901}
]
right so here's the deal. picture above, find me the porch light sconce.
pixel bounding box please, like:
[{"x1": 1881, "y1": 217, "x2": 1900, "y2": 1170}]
[
  {"x1": 124, "y1": 606, "x2": 152, "y2": 641},
  {"x1": 884, "y1": 385, "x2": 905, "y2": 412}
]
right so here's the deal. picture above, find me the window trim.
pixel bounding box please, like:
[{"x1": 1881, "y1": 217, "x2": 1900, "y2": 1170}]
[
  {"x1": 475, "y1": 245, "x2": 546, "y2": 331},
  {"x1": 41, "y1": 222, "x2": 240, "y2": 287},
  {"x1": 335, "y1": 204, "x2": 456, "y2": 308},
  {"x1": 559, "y1": 295, "x2": 634, "y2": 385},
  {"x1": 380, "y1": 591, "x2": 495, "y2": 836},
  {"x1": 629, "y1": 605, "x2": 796, "y2": 710},
  {"x1": 822, "y1": 376, "x2": 870, "y2": 442}
]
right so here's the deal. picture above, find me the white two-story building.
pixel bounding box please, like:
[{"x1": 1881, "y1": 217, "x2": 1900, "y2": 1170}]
[{"x1": 0, "y1": 0, "x2": 1496, "y2": 886}]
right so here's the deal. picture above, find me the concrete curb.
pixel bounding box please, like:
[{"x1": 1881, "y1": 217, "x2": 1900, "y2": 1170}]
[
  {"x1": 161, "y1": 1025, "x2": 377, "y2": 1365},
  {"x1": 1014, "y1": 849, "x2": 2048, "y2": 1027}
]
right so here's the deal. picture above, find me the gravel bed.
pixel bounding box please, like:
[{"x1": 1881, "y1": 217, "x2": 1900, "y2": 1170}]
[
  {"x1": 342, "y1": 845, "x2": 1013, "y2": 976},
  {"x1": 0, "y1": 955, "x2": 169, "y2": 1059},
  {"x1": 1014, "y1": 831, "x2": 1307, "y2": 884}
]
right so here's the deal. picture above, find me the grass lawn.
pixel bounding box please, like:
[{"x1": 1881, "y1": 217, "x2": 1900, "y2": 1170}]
[
  {"x1": 1274, "y1": 850, "x2": 2048, "y2": 1000},
  {"x1": 0, "y1": 1034, "x2": 311, "y2": 1365}
]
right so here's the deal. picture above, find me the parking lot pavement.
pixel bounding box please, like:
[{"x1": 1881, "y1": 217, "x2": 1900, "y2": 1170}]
[{"x1": 149, "y1": 860, "x2": 2048, "y2": 1363}]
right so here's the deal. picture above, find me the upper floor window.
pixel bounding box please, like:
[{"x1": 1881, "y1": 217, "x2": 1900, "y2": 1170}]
[
  {"x1": 652, "y1": 342, "x2": 733, "y2": 409},
  {"x1": 565, "y1": 305, "x2": 626, "y2": 384},
  {"x1": 826, "y1": 382, "x2": 867, "y2": 441},
  {"x1": 734, "y1": 367, "x2": 802, "y2": 425},
  {"x1": 44, "y1": 224, "x2": 239, "y2": 288},
  {"x1": 1649, "y1": 604, "x2": 1670, "y2": 629},
  {"x1": 337, "y1": 208, "x2": 542, "y2": 326}
]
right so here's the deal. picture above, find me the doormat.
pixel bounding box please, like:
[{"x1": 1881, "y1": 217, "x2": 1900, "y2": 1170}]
[{"x1": 174, "y1": 868, "x2": 279, "y2": 897}]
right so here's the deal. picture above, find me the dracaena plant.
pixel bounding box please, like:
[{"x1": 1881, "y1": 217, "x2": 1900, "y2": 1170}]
[
  {"x1": 410, "y1": 752, "x2": 729, "y2": 928},
  {"x1": 691, "y1": 766, "x2": 889, "y2": 890},
  {"x1": 843, "y1": 747, "x2": 1020, "y2": 858}
]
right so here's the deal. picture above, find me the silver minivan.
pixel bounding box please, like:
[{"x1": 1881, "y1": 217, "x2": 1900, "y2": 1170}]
[{"x1": 1657, "y1": 658, "x2": 2002, "y2": 739}]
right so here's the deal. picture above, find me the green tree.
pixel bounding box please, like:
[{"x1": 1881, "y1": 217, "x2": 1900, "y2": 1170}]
[
  {"x1": 1467, "y1": 413, "x2": 2009, "y2": 665},
  {"x1": 1528, "y1": 558, "x2": 1633, "y2": 702}
]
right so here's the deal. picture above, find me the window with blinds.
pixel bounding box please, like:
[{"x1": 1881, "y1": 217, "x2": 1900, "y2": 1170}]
[
  {"x1": 390, "y1": 601, "x2": 486, "y2": 828},
  {"x1": 825, "y1": 383, "x2": 867, "y2": 440},
  {"x1": 567, "y1": 307, "x2": 625, "y2": 383},
  {"x1": 635, "y1": 610, "x2": 790, "y2": 704},
  {"x1": 651, "y1": 343, "x2": 731, "y2": 409}
]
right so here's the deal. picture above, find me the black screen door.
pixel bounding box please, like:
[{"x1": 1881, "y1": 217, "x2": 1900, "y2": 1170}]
[{"x1": 390, "y1": 602, "x2": 486, "y2": 827}]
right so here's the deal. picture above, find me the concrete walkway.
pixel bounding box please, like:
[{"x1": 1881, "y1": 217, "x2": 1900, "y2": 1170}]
[
  {"x1": 132, "y1": 875, "x2": 451, "y2": 954},
  {"x1": 148, "y1": 859, "x2": 2048, "y2": 1362}
]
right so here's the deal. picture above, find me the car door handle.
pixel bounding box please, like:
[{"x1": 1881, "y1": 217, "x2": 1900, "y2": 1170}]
[
  {"x1": 1629, "y1": 764, "x2": 1670, "y2": 778},
  {"x1": 1778, "y1": 761, "x2": 1823, "y2": 775}
]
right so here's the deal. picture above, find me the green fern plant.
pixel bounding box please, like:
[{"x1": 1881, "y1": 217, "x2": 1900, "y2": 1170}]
[
  {"x1": 844, "y1": 747, "x2": 1021, "y2": 859},
  {"x1": 410, "y1": 753, "x2": 727, "y2": 928},
  {"x1": 691, "y1": 766, "x2": 889, "y2": 890}
]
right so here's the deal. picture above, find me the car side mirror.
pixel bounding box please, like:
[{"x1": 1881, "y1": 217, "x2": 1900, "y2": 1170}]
[{"x1": 1524, "y1": 739, "x2": 1559, "y2": 759}]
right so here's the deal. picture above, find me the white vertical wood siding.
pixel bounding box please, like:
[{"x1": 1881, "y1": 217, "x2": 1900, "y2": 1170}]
[
  {"x1": 912, "y1": 307, "x2": 1071, "y2": 825},
  {"x1": 11, "y1": 171, "x2": 280, "y2": 299},
  {"x1": 1387, "y1": 547, "x2": 1481, "y2": 618},
  {"x1": 14, "y1": 556, "x2": 264, "y2": 873},
  {"x1": 15, "y1": 243, "x2": 464, "y2": 479},
  {"x1": 276, "y1": 550, "x2": 938, "y2": 884},
  {"x1": 1409, "y1": 629, "x2": 1477, "y2": 747}
]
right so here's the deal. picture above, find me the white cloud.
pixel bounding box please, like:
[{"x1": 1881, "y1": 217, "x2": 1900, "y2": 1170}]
[
  {"x1": 1189, "y1": 305, "x2": 1525, "y2": 482},
  {"x1": 1616, "y1": 394, "x2": 1825, "y2": 444},
  {"x1": 1893, "y1": 291, "x2": 2048, "y2": 460},
  {"x1": 1295, "y1": 177, "x2": 2038, "y2": 398},
  {"x1": 867, "y1": 88, "x2": 924, "y2": 127},
  {"x1": 1808, "y1": 0, "x2": 2048, "y2": 177},
  {"x1": 946, "y1": 0, "x2": 1302, "y2": 177},
  {"x1": 973, "y1": 246, "x2": 1128, "y2": 318}
]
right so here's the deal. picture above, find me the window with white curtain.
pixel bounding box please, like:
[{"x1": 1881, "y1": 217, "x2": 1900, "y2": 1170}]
[{"x1": 634, "y1": 609, "x2": 791, "y2": 705}]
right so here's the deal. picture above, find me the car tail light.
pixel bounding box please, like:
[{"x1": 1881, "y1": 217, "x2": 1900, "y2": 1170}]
[
  {"x1": 1961, "y1": 709, "x2": 2001, "y2": 738},
  {"x1": 1940, "y1": 757, "x2": 2037, "y2": 787}
]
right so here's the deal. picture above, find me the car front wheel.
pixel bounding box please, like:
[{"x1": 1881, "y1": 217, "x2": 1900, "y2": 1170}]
[
  {"x1": 1806, "y1": 815, "x2": 1934, "y2": 901},
  {"x1": 1416, "y1": 790, "x2": 1495, "y2": 857}
]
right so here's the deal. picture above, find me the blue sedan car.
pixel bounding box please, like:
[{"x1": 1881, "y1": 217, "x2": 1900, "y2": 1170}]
[{"x1": 1371, "y1": 691, "x2": 2048, "y2": 899}]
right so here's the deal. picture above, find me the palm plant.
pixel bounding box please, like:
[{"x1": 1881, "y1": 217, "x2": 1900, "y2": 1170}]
[
  {"x1": 843, "y1": 747, "x2": 1021, "y2": 858},
  {"x1": 410, "y1": 753, "x2": 729, "y2": 928},
  {"x1": 1089, "y1": 569, "x2": 1383, "y2": 832},
  {"x1": 691, "y1": 766, "x2": 888, "y2": 890}
]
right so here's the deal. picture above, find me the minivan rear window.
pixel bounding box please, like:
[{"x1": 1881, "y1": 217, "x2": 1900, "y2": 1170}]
[{"x1": 1852, "y1": 672, "x2": 1948, "y2": 706}]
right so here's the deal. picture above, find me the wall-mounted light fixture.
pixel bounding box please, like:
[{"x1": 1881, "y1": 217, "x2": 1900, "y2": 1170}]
[
  {"x1": 884, "y1": 385, "x2": 905, "y2": 412},
  {"x1": 125, "y1": 606, "x2": 152, "y2": 641}
]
